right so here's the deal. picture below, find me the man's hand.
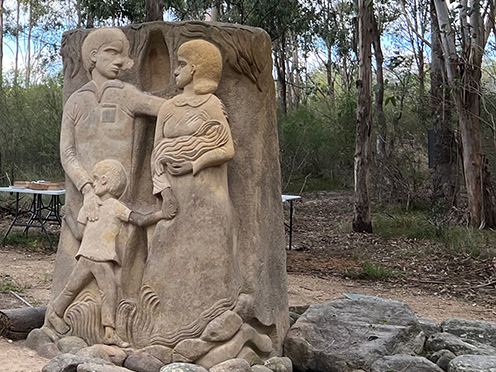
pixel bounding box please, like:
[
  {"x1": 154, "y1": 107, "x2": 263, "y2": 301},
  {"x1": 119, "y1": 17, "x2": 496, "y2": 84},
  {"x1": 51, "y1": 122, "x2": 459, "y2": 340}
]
[
  {"x1": 161, "y1": 187, "x2": 178, "y2": 220},
  {"x1": 82, "y1": 184, "x2": 100, "y2": 221}
]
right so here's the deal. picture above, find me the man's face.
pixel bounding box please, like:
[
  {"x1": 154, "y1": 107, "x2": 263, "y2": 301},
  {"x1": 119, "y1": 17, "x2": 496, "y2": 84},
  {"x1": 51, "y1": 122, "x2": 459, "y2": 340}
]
[{"x1": 93, "y1": 40, "x2": 125, "y2": 80}]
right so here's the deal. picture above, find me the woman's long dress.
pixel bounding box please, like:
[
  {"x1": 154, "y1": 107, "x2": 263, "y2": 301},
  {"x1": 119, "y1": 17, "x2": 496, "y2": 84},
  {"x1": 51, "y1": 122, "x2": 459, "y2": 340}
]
[{"x1": 140, "y1": 93, "x2": 240, "y2": 347}]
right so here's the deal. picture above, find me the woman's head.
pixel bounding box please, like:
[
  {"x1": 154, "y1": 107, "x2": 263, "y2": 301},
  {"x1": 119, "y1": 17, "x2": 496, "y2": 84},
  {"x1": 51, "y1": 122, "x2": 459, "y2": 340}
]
[
  {"x1": 177, "y1": 40, "x2": 223, "y2": 94},
  {"x1": 82, "y1": 28, "x2": 133, "y2": 74}
]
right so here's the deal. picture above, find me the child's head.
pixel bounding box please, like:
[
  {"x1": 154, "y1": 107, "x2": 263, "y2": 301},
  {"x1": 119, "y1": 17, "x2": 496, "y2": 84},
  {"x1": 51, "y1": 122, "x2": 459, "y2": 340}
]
[
  {"x1": 92, "y1": 159, "x2": 127, "y2": 199},
  {"x1": 177, "y1": 40, "x2": 223, "y2": 94},
  {"x1": 81, "y1": 27, "x2": 133, "y2": 75}
]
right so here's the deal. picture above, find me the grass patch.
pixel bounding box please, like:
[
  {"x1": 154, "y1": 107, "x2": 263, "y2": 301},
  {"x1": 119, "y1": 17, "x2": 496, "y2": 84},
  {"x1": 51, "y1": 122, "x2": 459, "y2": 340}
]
[
  {"x1": 343, "y1": 262, "x2": 404, "y2": 281},
  {"x1": 372, "y1": 205, "x2": 496, "y2": 259},
  {"x1": 0, "y1": 275, "x2": 25, "y2": 293},
  {"x1": 4, "y1": 231, "x2": 58, "y2": 251}
]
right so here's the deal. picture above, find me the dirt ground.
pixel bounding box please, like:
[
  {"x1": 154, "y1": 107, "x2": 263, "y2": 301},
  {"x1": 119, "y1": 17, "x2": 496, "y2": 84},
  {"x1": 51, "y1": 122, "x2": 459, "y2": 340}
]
[{"x1": 1, "y1": 190, "x2": 496, "y2": 371}]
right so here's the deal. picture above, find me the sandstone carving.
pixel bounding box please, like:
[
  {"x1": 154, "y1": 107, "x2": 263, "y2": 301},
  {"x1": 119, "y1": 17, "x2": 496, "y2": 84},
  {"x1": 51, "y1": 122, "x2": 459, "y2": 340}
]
[{"x1": 42, "y1": 21, "x2": 287, "y2": 369}]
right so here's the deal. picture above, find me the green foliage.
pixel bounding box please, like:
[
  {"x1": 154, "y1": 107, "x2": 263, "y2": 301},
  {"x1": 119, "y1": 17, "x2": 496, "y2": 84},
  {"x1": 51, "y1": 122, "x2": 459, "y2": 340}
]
[
  {"x1": 3, "y1": 231, "x2": 59, "y2": 251},
  {"x1": 279, "y1": 90, "x2": 356, "y2": 192},
  {"x1": 373, "y1": 205, "x2": 496, "y2": 259},
  {"x1": 0, "y1": 79, "x2": 64, "y2": 184}
]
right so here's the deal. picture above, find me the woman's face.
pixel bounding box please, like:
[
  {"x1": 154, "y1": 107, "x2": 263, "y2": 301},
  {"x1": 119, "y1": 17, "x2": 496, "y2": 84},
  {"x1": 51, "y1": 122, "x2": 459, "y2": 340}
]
[{"x1": 175, "y1": 56, "x2": 194, "y2": 89}]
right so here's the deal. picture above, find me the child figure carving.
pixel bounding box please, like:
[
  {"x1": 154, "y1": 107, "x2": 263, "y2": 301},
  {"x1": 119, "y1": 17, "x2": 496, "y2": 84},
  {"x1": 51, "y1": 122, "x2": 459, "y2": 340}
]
[{"x1": 47, "y1": 160, "x2": 164, "y2": 347}]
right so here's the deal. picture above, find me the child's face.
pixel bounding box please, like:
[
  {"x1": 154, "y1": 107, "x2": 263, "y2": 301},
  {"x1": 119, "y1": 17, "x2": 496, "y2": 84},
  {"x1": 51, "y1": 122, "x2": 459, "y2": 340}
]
[
  {"x1": 175, "y1": 56, "x2": 194, "y2": 89},
  {"x1": 93, "y1": 172, "x2": 109, "y2": 197},
  {"x1": 93, "y1": 39, "x2": 126, "y2": 80}
]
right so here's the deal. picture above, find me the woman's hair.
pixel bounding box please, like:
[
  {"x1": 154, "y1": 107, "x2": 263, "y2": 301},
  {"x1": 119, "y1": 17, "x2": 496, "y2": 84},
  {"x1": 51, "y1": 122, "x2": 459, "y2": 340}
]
[
  {"x1": 81, "y1": 28, "x2": 133, "y2": 74},
  {"x1": 93, "y1": 159, "x2": 128, "y2": 199},
  {"x1": 178, "y1": 40, "x2": 223, "y2": 95}
]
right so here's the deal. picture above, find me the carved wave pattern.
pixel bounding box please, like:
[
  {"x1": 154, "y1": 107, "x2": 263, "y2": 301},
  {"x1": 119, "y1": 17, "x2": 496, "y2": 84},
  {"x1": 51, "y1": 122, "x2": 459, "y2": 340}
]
[
  {"x1": 65, "y1": 291, "x2": 104, "y2": 345},
  {"x1": 152, "y1": 118, "x2": 229, "y2": 174},
  {"x1": 116, "y1": 285, "x2": 161, "y2": 349}
]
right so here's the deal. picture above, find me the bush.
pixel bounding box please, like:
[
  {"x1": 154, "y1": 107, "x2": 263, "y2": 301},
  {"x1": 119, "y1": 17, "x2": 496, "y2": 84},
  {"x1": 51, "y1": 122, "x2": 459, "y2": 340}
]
[{"x1": 0, "y1": 78, "x2": 64, "y2": 185}]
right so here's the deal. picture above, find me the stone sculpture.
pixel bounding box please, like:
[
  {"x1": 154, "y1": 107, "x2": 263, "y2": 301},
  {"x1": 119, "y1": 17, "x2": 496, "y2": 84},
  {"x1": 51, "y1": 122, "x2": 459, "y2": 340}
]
[{"x1": 42, "y1": 21, "x2": 288, "y2": 369}]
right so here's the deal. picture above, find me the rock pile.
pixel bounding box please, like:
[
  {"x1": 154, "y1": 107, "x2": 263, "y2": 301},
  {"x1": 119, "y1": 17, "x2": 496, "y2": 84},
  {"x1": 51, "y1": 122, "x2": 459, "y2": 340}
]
[{"x1": 285, "y1": 296, "x2": 496, "y2": 372}]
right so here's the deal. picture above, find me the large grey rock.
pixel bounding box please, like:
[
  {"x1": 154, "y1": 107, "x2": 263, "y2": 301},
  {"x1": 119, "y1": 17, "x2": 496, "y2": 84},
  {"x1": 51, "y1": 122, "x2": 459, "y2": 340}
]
[
  {"x1": 26, "y1": 328, "x2": 54, "y2": 351},
  {"x1": 252, "y1": 366, "x2": 273, "y2": 372},
  {"x1": 370, "y1": 355, "x2": 444, "y2": 372},
  {"x1": 419, "y1": 317, "x2": 441, "y2": 339},
  {"x1": 449, "y1": 355, "x2": 496, "y2": 372},
  {"x1": 430, "y1": 350, "x2": 457, "y2": 371},
  {"x1": 42, "y1": 354, "x2": 113, "y2": 372},
  {"x1": 442, "y1": 319, "x2": 496, "y2": 348},
  {"x1": 123, "y1": 351, "x2": 164, "y2": 372},
  {"x1": 37, "y1": 342, "x2": 63, "y2": 359},
  {"x1": 264, "y1": 357, "x2": 293, "y2": 372},
  {"x1": 160, "y1": 362, "x2": 209, "y2": 372},
  {"x1": 57, "y1": 336, "x2": 88, "y2": 354},
  {"x1": 284, "y1": 297, "x2": 424, "y2": 372},
  {"x1": 426, "y1": 333, "x2": 496, "y2": 355},
  {"x1": 77, "y1": 364, "x2": 133, "y2": 372},
  {"x1": 210, "y1": 358, "x2": 252, "y2": 372}
]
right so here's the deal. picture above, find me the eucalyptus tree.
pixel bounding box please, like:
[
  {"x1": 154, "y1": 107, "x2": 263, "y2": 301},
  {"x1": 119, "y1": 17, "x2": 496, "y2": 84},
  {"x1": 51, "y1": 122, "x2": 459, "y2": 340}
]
[
  {"x1": 353, "y1": 0, "x2": 374, "y2": 233},
  {"x1": 433, "y1": 0, "x2": 496, "y2": 228}
]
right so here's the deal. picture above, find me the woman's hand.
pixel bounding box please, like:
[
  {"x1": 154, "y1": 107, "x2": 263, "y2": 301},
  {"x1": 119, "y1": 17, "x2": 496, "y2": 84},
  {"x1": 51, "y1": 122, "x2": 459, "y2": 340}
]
[
  {"x1": 161, "y1": 187, "x2": 178, "y2": 219},
  {"x1": 167, "y1": 161, "x2": 193, "y2": 176}
]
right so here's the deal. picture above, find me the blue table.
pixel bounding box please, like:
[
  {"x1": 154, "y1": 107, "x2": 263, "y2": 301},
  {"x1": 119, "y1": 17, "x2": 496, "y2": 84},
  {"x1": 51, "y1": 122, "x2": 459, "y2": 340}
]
[{"x1": 0, "y1": 186, "x2": 65, "y2": 250}]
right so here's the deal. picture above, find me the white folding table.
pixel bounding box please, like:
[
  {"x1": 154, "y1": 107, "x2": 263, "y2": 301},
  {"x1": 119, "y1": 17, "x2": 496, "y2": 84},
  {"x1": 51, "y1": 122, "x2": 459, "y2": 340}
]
[{"x1": 0, "y1": 186, "x2": 65, "y2": 250}]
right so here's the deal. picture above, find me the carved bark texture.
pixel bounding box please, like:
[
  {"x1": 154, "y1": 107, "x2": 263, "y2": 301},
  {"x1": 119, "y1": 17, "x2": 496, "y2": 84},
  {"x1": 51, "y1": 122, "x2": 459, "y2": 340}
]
[{"x1": 353, "y1": 0, "x2": 373, "y2": 233}]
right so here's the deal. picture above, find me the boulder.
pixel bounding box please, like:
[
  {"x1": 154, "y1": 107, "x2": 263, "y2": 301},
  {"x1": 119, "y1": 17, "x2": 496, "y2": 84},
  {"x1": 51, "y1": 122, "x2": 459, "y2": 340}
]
[
  {"x1": 160, "y1": 362, "x2": 209, "y2": 372},
  {"x1": 425, "y1": 333, "x2": 496, "y2": 355},
  {"x1": 77, "y1": 364, "x2": 134, "y2": 372},
  {"x1": 210, "y1": 358, "x2": 252, "y2": 372},
  {"x1": 284, "y1": 297, "x2": 424, "y2": 372},
  {"x1": 449, "y1": 355, "x2": 496, "y2": 372},
  {"x1": 26, "y1": 328, "x2": 54, "y2": 351},
  {"x1": 37, "y1": 342, "x2": 63, "y2": 359},
  {"x1": 42, "y1": 353, "x2": 113, "y2": 372},
  {"x1": 418, "y1": 317, "x2": 441, "y2": 339},
  {"x1": 123, "y1": 351, "x2": 164, "y2": 372},
  {"x1": 370, "y1": 355, "x2": 444, "y2": 372},
  {"x1": 430, "y1": 349, "x2": 456, "y2": 371},
  {"x1": 57, "y1": 336, "x2": 88, "y2": 354},
  {"x1": 441, "y1": 319, "x2": 496, "y2": 348},
  {"x1": 264, "y1": 357, "x2": 293, "y2": 372}
]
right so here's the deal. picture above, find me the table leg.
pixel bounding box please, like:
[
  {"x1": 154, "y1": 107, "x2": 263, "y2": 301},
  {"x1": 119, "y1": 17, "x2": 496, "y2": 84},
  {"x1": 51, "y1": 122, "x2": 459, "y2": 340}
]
[
  {"x1": 288, "y1": 200, "x2": 294, "y2": 250},
  {"x1": 2, "y1": 192, "x2": 20, "y2": 246}
]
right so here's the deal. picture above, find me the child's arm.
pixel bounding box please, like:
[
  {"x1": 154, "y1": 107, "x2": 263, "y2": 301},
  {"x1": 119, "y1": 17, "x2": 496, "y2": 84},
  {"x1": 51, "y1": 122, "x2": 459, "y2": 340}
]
[
  {"x1": 128, "y1": 210, "x2": 165, "y2": 227},
  {"x1": 64, "y1": 206, "x2": 86, "y2": 241}
]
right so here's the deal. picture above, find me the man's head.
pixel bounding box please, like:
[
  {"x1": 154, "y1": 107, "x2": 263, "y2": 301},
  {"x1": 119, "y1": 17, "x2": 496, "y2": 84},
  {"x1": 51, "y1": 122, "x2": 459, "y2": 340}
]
[
  {"x1": 92, "y1": 159, "x2": 127, "y2": 199},
  {"x1": 82, "y1": 28, "x2": 133, "y2": 76}
]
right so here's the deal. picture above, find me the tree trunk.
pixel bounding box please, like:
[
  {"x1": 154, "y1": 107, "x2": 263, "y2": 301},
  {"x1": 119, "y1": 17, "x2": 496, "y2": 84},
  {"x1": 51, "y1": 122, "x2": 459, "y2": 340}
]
[
  {"x1": 430, "y1": 0, "x2": 457, "y2": 210},
  {"x1": 145, "y1": 0, "x2": 164, "y2": 22},
  {"x1": 14, "y1": 0, "x2": 20, "y2": 86},
  {"x1": 353, "y1": 0, "x2": 374, "y2": 233},
  {"x1": 274, "y1": 37, "x2": 287, "y2": 115},
  {"x1": 0, "y1": 0, "x2": 3, "y2": 87},
  {"x1": 372, "y1": 15, "x2": 387, "y2": 163},
  {"x1": 0, "y1": 306, "x2": 46, "y2": 340},
  {"x1": 26, "y1": 5, "x2": 32, "y2": 88}
]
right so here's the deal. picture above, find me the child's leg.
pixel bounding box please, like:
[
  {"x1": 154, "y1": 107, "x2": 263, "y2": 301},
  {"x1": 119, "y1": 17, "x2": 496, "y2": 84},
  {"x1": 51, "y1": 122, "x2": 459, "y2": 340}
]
[
  {"x1": 91, "y1": 260, "x2": 129, "y2": 347},
  {"x1": 47, "y1": 257, "x2": 93, "y2": 333}
]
